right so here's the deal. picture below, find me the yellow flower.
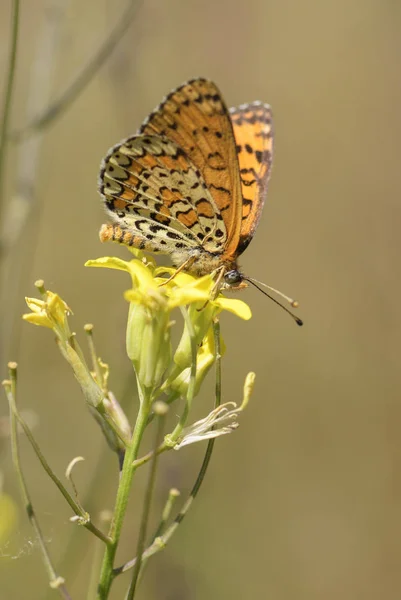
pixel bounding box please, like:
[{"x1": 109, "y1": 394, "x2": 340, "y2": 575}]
[
  {"x1": 23, "y1": 291, "x2": 71, "y2": 341},
  {"x1": 155, "y1": 268, "x2": 251, "y2": 374},
  {"x1": 86, "y1": 256, "x2": 252, "y2": 397}
]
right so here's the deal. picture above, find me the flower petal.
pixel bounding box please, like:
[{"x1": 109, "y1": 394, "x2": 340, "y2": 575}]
[
  {"x1": 214, "y1": 297, "x2": 252, "y2": 320},
  {"x1": 85, "y1": 256, "x2": 131, "y2": 272},
  {"x1": 22, "y1": 311, "x2": 53, "y2": 328},
  {"x1": 167, "y1": 287, "x2": 210, "y2": 308},
  {"x1": 23, "y1": 293, "x2": 70, "y2": 329},
  {"x1": 86, "y1": 256, "x2": 157, "y2": 290}
]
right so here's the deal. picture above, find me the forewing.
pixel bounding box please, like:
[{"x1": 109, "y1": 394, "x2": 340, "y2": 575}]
[
  {"x1": 230, "y1": 102, "x2": 273, "y2": 255},
  {"x1": 139, "y1": 78, "x2": 243, "y2": 255},
  {"x1": 99, "y1": 134, "x2": 227, "y2": 253}
]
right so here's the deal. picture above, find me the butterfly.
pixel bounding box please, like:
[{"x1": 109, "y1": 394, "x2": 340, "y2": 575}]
[{"x1": 98, "y1": 77, "x2": 273, "y2": 291}]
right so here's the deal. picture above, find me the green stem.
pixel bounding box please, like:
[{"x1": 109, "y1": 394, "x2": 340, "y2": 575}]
[
  {"x1": 44, "y1": 370, "x2": 137, "y2": 600},
  {"x1": 133, "y1": 317, "x2": 221, "y2": 469},
  {"x1": 213, "y1": 319, "x2": 222, "y2": 409},
  {"x1": 116, "y1": 319, "x2": 222, "y2": 575},
  {"x1": 131, "y1": 306, "x2": 198, "y2": 466},
  {"x1": 151, "y1": 488, "x2": 180, "y2": 539},
  {"x1": 131, "y1": 443, "x2": 168, "y2": 469},
  {"x1": 4, "y1": 364, "x2": 72, "y2": 599},
  {"x1": 97, "y1": 387, "x2": 151, "y2": 599},
  {"x1": 84, "y1": 324, "x2": 104, "y2": 389},
  {"x1": 13, "y1": 402, "x2": 111, "y2": 545},
  {"x1": 164, "y1": 306, "x2": 197, "y2": 444},
  {"x1": 0, "y1": 0, "x2": 20, "y2": 216},
  {"x1": 88, "y1": 534, "x2": 106, "y2": 600},
  {"x1": 152, "y1": 319, "x2": 222, "y2": 537},
  {"x1": 126, "y1": 405, "x2": 166, "y2": 599}
]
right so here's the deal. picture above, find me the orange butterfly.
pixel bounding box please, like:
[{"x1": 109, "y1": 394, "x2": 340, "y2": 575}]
[{"x1": 98, "y1": 78, "x2": 273, "y2": 291}]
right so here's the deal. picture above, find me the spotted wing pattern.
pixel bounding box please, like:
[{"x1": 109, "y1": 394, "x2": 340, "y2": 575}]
[
  {"x1": 139, "y1": 78, "x2": 243, "y2": 259},
  {"x1": 99, "y1": 134, "x2": 228, "y2": 257},
  {"x1": 99, "y1": 79, "x2": 274, "y2": 275},
  {"x1": 230, "y1": 102, "x2": 273, "y2": 255}
]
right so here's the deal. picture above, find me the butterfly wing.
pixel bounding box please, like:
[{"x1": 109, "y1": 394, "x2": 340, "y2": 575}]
[
  {"x1": 99, "y1": 134, "x2": 227, "y2": 257},
  {"x1": 139, "y1": 78, "x2": 243, "y2": 258},
  {"x1": 230, "y1": 102, "x2": 273, "y2": 256}
]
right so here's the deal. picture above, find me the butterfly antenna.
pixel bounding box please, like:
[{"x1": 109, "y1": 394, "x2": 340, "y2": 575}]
[{"x1": 244, "y1": 277, "x2": 303, "y2": 326}]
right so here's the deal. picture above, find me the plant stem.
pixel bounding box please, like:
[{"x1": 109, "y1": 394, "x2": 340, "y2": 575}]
[
  {"x1": 213, "y1": 319, "x2": 222, "y2": 409},
  {"x1": 0, "y1": 0, "x2": 20, "y2": 217},
  {"x1": 13, "y1": 402, "x2": 111, "y2": 545},
  {"x1": 126, "y1": 405, "x2": 166, "y2": 599},
  {"x1": 151, "y1": 488, "x2": 180, "y2": 539},
  {"x1": 115, "y1": 319, "x2": 222, "y2": 575},
  {"x1": 97, "y1": 388, "x2": 151, "y2": 599},
  {"x1": 164, "y1": 306, "x2": 197, "y2": 444},
  {"x1": 151, "y1": 320, "x2": 222, "y2": 536},
  {"x1": 44, "y1": 370, "x2": 137, "y2": 600},
  {"x1": 4, "y1": 363, "x2": 72, "y2": 599}
]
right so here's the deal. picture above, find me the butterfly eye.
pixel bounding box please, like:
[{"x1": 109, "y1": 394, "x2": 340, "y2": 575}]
[{"x1": 224, "y1": 270, "x2": 243, "y2": 285}]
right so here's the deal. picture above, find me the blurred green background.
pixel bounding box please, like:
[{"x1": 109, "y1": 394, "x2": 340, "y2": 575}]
[{"x1": 1, "y1": 1, "x2": 401, "y2": 598}]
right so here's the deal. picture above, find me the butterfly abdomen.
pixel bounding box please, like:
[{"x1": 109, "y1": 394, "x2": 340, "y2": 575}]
[{"x1": 100, "y1": 223, "x2": 171, "y2": 254}]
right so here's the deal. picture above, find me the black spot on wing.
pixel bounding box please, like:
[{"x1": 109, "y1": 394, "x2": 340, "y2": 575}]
[
  {"x1": 167, "y1": 231, "x2": 181, "y2": 240},
  {"x1": 241, "y1": 180, "x2": 256, "y2": 187},
  {"x1": 209, "y1": 184, "x2": 230, "y2": 195}
]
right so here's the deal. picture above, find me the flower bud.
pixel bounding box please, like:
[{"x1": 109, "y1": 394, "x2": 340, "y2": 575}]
[{"x1": 126, "y1": 294, "x2": 172, "y2": 394}]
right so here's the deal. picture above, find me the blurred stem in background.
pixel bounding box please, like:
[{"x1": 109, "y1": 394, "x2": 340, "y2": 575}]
[
  {"x1": 0, "y1": 0, "x2": 67, "y2": 373},
  {"x1": 0, "y1": 0, "x2": 20, "y2": 220},
  {"x1": 11, "y1": 0, "x2": 141, "y2": 143},
  {"x1": 3, "y1": 362, "x2": 73, "y2": 600}
]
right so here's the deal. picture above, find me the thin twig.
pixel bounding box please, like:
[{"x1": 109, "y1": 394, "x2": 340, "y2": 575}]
[
  {"x1": 0, "y1": 0, "x2": 68, "y2": 370},
  {"x1": 9, "y1": 385, "x2": 112, "y2": 545},
  {"x1": 160, "y1": 319, "x2": 221, "y2": 528},
  {"x1": 3, "y1": 363, "x2": 72, "y2": 600},
  {"x1": 120, "y1": 489, "x2": 179, "y2": 583},
  {"x1": 125, "y1": 403, "x2": 167, "y2": 599},
  {"x1": 0, "y1": 0, "x2": 20, "y2": 218},
  {"x1": 151, "y1": 488, "x2": 180, "y2": 539},
  {"x1": 84, "y1": 324, "x2": 105, "y2": 389}
]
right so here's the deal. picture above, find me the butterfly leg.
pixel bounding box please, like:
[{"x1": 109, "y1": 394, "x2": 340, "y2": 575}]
[
  {"x1": 196, "y1": 267, "x2": 226, "y2": 311},
  {"x1": 158, "y1": 256, "x2": 197, "y2": 287},
  {"x1": 210, "y1": 266, "x2": 226, "y2": 299}
]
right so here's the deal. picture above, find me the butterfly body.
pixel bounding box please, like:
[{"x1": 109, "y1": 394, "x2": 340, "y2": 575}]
[{"x1": 99, "y1": 78, "x2": 273, "y2": 289}]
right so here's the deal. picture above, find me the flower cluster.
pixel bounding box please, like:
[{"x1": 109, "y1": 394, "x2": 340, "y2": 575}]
[{"x1": 23, "y1": 253, "x2": 253, "y2": 450}]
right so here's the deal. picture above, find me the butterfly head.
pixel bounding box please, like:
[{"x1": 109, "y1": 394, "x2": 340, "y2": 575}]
[{"x1": 223, "y1": 269, "x2": 248, "y2": 291}]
